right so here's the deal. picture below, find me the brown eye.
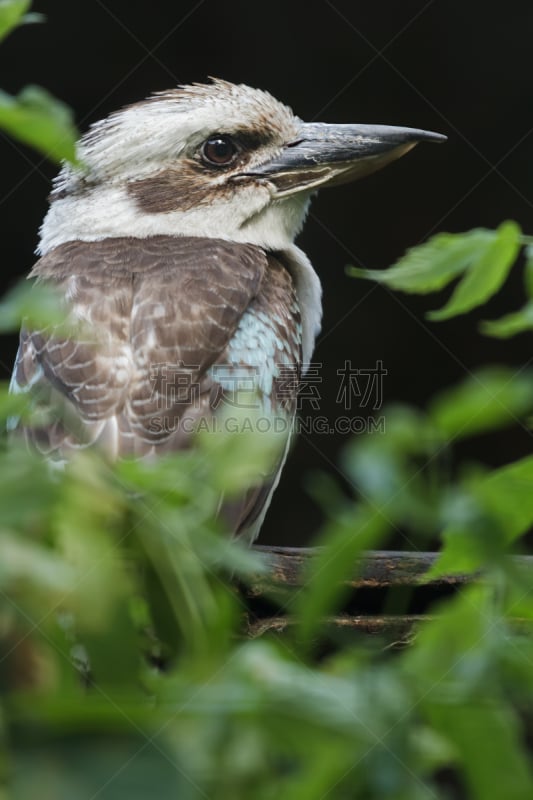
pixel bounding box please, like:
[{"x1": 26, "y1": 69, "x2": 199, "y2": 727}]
[{"x1": 201, "y1": 135, "x2": 237, "y2": 166}]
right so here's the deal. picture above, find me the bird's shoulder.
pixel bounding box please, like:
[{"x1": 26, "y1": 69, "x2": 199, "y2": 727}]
[
  {"x1": 13, "y1": 237, "x2": 302, "y2": 460},
  {"x1": 31, "y1": 234, "x2": 268, "y2": 284}
]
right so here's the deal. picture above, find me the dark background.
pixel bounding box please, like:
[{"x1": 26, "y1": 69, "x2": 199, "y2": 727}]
[{"x1": 1, "y1": 0, "x2": 533, "y2": 545}]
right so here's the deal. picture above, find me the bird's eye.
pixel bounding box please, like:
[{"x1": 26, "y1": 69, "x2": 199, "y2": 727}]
[{"x1": 201, "y1": 135, "x2": 237, "y2": 166}]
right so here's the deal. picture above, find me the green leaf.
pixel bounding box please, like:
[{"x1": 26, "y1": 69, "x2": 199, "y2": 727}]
[
  {"x1": 428, "y1": 366, "x2": 533, "y2": 440},
  {"x1": 0, "y1": 446, "x2": 60, "y2": 529},
  {"x1": 524, "y1": 244, "x2": 533, "y2": 299},
  {"x1": 428, "y1": 454, "x2": 533, "y2": 579},
  {"x1": 477, "y1": 454, "x2": 533, "y2": 543},
  {"x1": 426, "y1": 503, "x2": 504, "y2": 579},
  {"x1": 19, "y1": 11, "x2": 43, "y2": 25},
  {"x1": 347, "y1": 228, "x2": 494, "y2": 293},
  {"x1": 428, "y1": 220, "x2": 521, "y2": 320},
  {"x1": 13, "y1": 737, "x2": 193, "y2": 800},
  {"x1": 196, "y1": 407, "x2": 288, "y2": 495},
  {"x1": 0, "y1": 532, "x2": 73, "y2": 595},
  {"x1": 0, "y1": 279, "x2": 66, "y2": 332},
  {"x1": 404, "y1": 584, "x2": 495, "y2": 689},
  {"x1": 292, "y1": 506, "x2": 387, "y2": 648},
  {"x1": 0, "y1": 84, "x2": 78, "y2": 164},
  {"x1": 480, "y1": 302, "x2": 533, "y2": 338},
  {"x1": 429, "y1": 703, "x2": 533, "y2": 800},
  {"x1": 483, "y1": 246, "x2": 533, "y2": 338},
  {"x1": 0, "y1": 0, "x2": 31, "y2": 43}
]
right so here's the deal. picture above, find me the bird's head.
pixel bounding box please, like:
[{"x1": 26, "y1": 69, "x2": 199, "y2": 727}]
[{"x1": 40, "y1": 79, "x2": 445, "y2": 254}]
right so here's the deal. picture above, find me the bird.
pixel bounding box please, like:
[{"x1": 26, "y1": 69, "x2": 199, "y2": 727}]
[{"x1": 11, "y1": 79, "x2": 445, "y2": 541}]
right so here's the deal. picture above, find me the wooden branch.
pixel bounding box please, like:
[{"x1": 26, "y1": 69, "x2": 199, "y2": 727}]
[
  {"x1": 245, "y1": 547, "x2": 533, "y2": 642},
  {"x1": 247, "y1": 614, "x2": 427, "y2": 640},
  {"x1": 250, "y1": 546, "x2": 477, "y2": 591}
]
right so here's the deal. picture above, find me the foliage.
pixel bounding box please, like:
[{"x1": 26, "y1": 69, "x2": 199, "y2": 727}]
[
  {"x1": 0, "y1": 0, "x2": 42, "y2": 43},
  {"x1": 4, "y1": 6, "x2": 533, "y2": 796},
  {"x1": 0, "y1": 1, "x2": 77, "y2": 163},
  {"x1": 0, "y1": 246, "x2": 533, "y2": 800},
  {"x1": 348, "y1": 220, "x2": 530, "y2": 328}
]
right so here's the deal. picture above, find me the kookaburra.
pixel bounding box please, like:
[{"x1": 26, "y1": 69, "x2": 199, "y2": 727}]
[{"x1": 11, "y1": 79, "x2": 444, "y2": 540}]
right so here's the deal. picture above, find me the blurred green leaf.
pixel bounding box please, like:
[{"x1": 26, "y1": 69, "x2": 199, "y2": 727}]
[
  {"x1": 0, "y1": 280, "x2": 67, "y2": 332},
  {"x1": 524, "y1": 245, "x2": 533, "y2": 298},
  {"x1": 481, "y1": 244, "x2": 533, "y2": 338},
  {"x1": 428, "y1": 221, "x2": 521, "y2": 320},
  {"x1": 428, "y1": 366, "x2": 533, "y2": 440},
  {"x1": 428, "y1": 454, "x2": 533, "y2": 579},
  {"x1": 425, "y1": 509, "x2": 504, "y2": 579},
  {"x1": 0, "y1": 445, "x2": 60, "y2": 528},
  {"x1": 429, "y1": 704, "x2": 533, "y2": 800},
  {"x1": 341, "y1": 405, "x2": 446, "y2": 538},
  {"x1": 347, "y1": 228, "x2": 494, "y2": 293},
  {"x1": 13, "y1": 737, "x2": 193, "y2": 800},
  {"x1": 0, "y1": 532, "x2": 73, "y2": 595},
  {"x1": 404, "y1": 584, "x2": 497, "y2": 694},
  {"x1": 342, "y1": 404, "x2": 441, "y2": 502},
  {"x1": 0, "y1": 384, "x2": 32, "y2": 424},
  {"x1": 0, "y1": 0, "x2": 31, "y2": 42},
  {"x1": 477, "y1": 454, "x2": 533, "y2": 543},
  {"x1": 480, "y1": 302, "x2": 533, "y2": 339},
  {"x1": 291, "y1": 506, "x2": 387, "y2": 648},
  {"x1": 197, "y1": 408, "x2": 287, "y2": 495},
  {"x1": 0, "y1": 85, "x2": 78, "y2": 164},
  {"x1": 349, "y1": 223, "x2": 523, "y2": 323}
]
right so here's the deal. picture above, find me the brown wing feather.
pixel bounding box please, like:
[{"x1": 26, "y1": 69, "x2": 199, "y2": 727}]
[
  {"x1": 14, "y1": 236, "x2": 266, "y2": 455},
  {"x1": 12, "y1": 237, "x2": 302, "y2": 538}
]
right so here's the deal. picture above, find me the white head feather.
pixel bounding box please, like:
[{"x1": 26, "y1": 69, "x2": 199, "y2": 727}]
[
  {"x1": 38, "y1": 80, "x2": 323, "y2": 364},
  {"x1": 39, "y1": 80, "x2": 311, "y2": 255}
]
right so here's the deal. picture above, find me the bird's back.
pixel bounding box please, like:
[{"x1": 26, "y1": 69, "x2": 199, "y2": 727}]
[{"x1": 13, "y1": 235, "x2": 301, "y2": 457}]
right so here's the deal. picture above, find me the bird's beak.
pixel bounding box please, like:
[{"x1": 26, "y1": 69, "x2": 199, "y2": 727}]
[{"x1": 240, "y1": 122, "x2": 446, "y2": 198}]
